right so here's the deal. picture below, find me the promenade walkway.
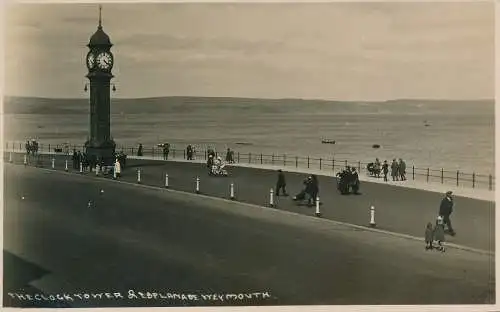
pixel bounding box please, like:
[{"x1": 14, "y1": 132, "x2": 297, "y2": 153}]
[{"x1": 4, "y1": 152, "x2": 495, "y2": 253}]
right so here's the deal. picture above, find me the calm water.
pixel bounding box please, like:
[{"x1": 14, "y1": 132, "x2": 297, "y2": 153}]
[{"x1": 3, "y1": 97, "x2": 495, "y2": 175}]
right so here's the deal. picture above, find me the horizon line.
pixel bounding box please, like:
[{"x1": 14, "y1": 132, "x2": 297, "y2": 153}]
[{"x1": 3, "y1": 95, "x2": 495, "y2": 103}]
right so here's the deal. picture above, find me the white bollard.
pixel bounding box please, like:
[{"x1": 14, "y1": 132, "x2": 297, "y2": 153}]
[
  {"x1": 137, "y1": 169, "x2": 141, "y2": 184},
  {"x1": 24, "y1": 154, "x2": 27, "y2": 166},
  {"x1": 65, "y1": 159, "x2": 68, "y2": 172},
  {"x1": 51, "y1": 158, "x2": 55, "y2": 169},
  {"x1": 9, "y1": 152, "x2": 12, "y2": 163},
  {"x1": 79, "y1": 162, "x2": 83, "y2": 173},
  {"x1": 195, "y1": 177, "x2": 200, "y2": 194},
  {"x1": 113, "y1": 167, "x2": 117, "y2": 180},
  {"x1": 230, "y1": 183, "x2": 235, "y2": 200},
  {"x1": 95, "y1": 164, "x2": 100, "y2": 176},
  {"x1": 370, "y1": 206, "x2": 376, "y2": 227},
  {"x1": 315, "y1": 196, "x2": 321, "y2": 217},
  {"x1": 269, "y1": 188, "x2": 275, "y2": 207},
  {"x1": 165, "y1": 173, "x2": 169, "y2": 188}
]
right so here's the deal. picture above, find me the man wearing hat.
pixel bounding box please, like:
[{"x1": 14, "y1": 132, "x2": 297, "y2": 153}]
[
  {"x1": 439, "y1": 191, "x2": 456, "y2": 236},
  {"x1": 276, "y1": 169, "x2": 288, "y2": 197}
]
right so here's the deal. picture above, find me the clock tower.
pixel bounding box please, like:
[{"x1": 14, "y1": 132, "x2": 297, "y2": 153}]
[{"x1": 84, "y1": 5, "x2": 116, "y2": 165}]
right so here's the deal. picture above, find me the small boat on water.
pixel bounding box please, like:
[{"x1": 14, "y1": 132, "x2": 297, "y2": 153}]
[
  {"x1": 372, "y1": 144, "x2": 381, "y2": 149},
  {"x1": 424, "y1": 120, "x2": 431, "y2": 127},
  {"x1": 235, "y1": 142, "x2": 253, "y2": 145},
  {"x1": 321, "y1": 139, "x2": 336, "y2": 144}
]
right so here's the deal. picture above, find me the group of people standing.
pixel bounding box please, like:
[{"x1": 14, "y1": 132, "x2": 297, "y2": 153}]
[
  {"x1": 373, "y1": 158, "x2": 407, "y2": 182},
  {"x1": 25, "y1": 139, "x2": 39, "y2": 156}
]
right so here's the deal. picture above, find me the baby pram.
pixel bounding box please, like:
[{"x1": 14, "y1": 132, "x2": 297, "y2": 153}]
[
  {"x1": 366, "y1": 162, "x2": 381, "y2": 177},
  {"x1": 209, "y1": 163, "x2": 228, "y2": 177}
]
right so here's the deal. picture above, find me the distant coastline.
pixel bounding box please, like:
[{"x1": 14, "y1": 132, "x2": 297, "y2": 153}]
[{"x1": 2, "y1": 95, "x2": 494, "y2": 115}]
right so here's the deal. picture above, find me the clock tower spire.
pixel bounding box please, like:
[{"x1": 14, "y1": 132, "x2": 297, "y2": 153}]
[{"x1": 84, "y1": 4, "x2": 117, "y2": 166}]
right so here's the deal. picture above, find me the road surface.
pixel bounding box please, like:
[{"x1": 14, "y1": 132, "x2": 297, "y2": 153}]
[
  {"x1": 8, "y1": 153, "x2": 493, "y2": 251},
  {"x1": 3, "y1": 164, "x2": 495, "y2": 307}
]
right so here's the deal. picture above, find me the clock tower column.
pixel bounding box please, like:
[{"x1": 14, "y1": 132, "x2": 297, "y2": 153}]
[{"x1": 84, "y1": 5, "x2": 116, "y2": 166}]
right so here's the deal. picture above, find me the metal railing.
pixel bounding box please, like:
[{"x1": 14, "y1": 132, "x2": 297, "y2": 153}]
[{"x1": 4, "y1": 140, "x2": 495, "y2": 191}]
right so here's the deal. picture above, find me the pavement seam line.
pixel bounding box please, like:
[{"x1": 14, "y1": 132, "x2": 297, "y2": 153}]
[{"x1": 14, "y1": 164, "x2": 494, "y2": 256}]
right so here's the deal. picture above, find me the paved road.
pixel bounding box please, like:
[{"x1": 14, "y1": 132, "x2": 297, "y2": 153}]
[
  {"x1": 3, "y1": 164, "x2": 495, "y2": 306},
  {"x1": 5, "y1": 153, "x2": 495, "y2": 251}
]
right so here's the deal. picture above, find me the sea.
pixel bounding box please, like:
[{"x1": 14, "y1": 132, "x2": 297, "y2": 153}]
[{"x1": 3, "y1": 96, "x2": 495, "y2": 176}]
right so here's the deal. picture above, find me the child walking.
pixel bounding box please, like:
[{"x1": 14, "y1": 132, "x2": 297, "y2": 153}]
[{"x1": 433, "y1": 216, "x2": 446, "y2": 252}]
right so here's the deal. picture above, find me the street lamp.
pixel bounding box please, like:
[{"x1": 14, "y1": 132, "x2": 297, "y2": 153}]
[{"x1": 84, "y1": 83, "x2": 117, "y2": 92}]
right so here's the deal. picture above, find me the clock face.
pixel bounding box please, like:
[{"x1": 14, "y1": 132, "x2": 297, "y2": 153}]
[
  {"x1": 96, "y1": 52, "x2": 113, "y2": 70},
  {"x1": 86, "y1": 51, "x2": 96, "y2": 70}
]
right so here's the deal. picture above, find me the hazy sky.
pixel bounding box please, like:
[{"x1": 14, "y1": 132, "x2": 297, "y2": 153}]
[{"x1": 4, "y1": 2, "x2": 494, "y2": 101}]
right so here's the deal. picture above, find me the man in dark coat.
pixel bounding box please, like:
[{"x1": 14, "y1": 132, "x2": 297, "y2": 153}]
[
  {"x1": 309, "y1": 175, "x2": 319, "y2": 205},
  {"x1": 275, "y1": 169, "x2": 288, "y2": 196},
  {"x1": 351, "y1": 167, "x2": 360, "y2": 194},
  {"x1": 163, "y1": 143, "x2": 170, "y2": 160},
  {"x1": 72, "y1": 150, "x2": 78, "y2": 169},
  {"x1": 439, "y1": 191, "x2": 456, "y2": 236},
  {"x1": 137, "y1": 144, "x2": 143, "y2": 157},
  {"x1": 382, "y1": 160, "x2": 389, "y2": 182}
]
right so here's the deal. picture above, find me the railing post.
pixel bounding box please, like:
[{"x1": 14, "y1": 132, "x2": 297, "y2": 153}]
[
  {"x1": 295, "y1": 156, "x2": 298, "y2": 168},
  {"x1": 237, "y1": 152, "x2": 240, "y2": 163},
  {"x1": 249, "y1": 153, "x2": 251, "y2": 164},
  {"x1": 344, "y1": 160, "x2": 348, "y2": 168},
  {"x1": 319, "y1": 158, "x2": 322, "y2": 170},
  {"x1": 48, "y1": 144, "x2": 51, "y2": 152},
  {"x1": 426, "y1": 168, "x2": 429, "y2": 182},
  {"x1": 272, "y1": 154, "x2": 274, "y2": 165},
  {"x1": 173, "y1": 149, "x2": 176, "y2": 159},
  {"x1": 441, "y1": 168, "x2": 444, "y2": 184},
  {"x1": 489, "y1": 174, "x2": 492, "y2": 191},
  {"x1": 472, "y1": 172, "x2": 476, "y2": 188},
  {"x1": 358, "y1": 161, "x2": 361, "y2": 172},
  {"x1": 307, "y1": 156, "x2": 310, "y2": 168},
  {"x1": 283, "y1": 154, "x2": 286, "y2": 166},
  {"x1": 412, "y1": 166, "x2": 415, "y2": 180},
  {"x1": 456, "y1": 171, "x2": 459, "y2": 187},
  {"x1": 260, "y1": 153, "x2": 263, "y2": 164},
  {"x1": 183, "y1": 149, "x2": 186, "y2": 159},
  {"x1": 332, "y1": 158, "x2": 335, "y2": 171}
]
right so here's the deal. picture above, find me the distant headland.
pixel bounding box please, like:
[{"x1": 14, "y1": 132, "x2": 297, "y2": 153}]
[{"x1": 3, "y1": 95, "x2": 494, "y2": 115}]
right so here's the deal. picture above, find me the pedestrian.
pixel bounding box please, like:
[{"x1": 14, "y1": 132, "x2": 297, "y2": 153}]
[
  {"x1": 310, "y1": 174, "x2": 319, "y2": 204},
  {"x1": 137, "y1": 143, "x2": 143, "y2": 157},
  {"x1": 391, "y1": 159, "x2": 398, "y2": 181},
  {"x1": 439, "y1": 191, "x2": 456, "y2": 236},
  {"x1": 425, "y1": 222, "x2": 434, "y2": 250},
  {"x1": 351, "y1": 167, "x2": 360, "y2": 194},
  {"x1": 275, "y1": 169, "x2": 288, "y2": 196},
  {"x1": 72, "y1": 150, "x2": 78, "y2": 169},
  {"x1": 186, "y1": 145, "x2": 193, "y2": 160},
  {"x1": 433, "y1": 216, "x2": 446, "y2": 252},
  {"x1": 399, "y1": 158, "x2": 407, "y2": 181},
  {"x1": 163, "y1": 143, "x2": 170, "y2": 160},
  {"x1": 382, "y1": 160, "x2": 389, "y2": 182},
  {"x1": 375, "y1": 158, "x2": 381, "y2": 178},
  {"x1": 114, "y1": 158, "x2": 121, "y2": 179}
]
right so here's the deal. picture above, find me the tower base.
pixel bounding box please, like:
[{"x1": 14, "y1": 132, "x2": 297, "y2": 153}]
[{"x1": 84, "y1": 139, "x2": 116, "y2": 166}]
